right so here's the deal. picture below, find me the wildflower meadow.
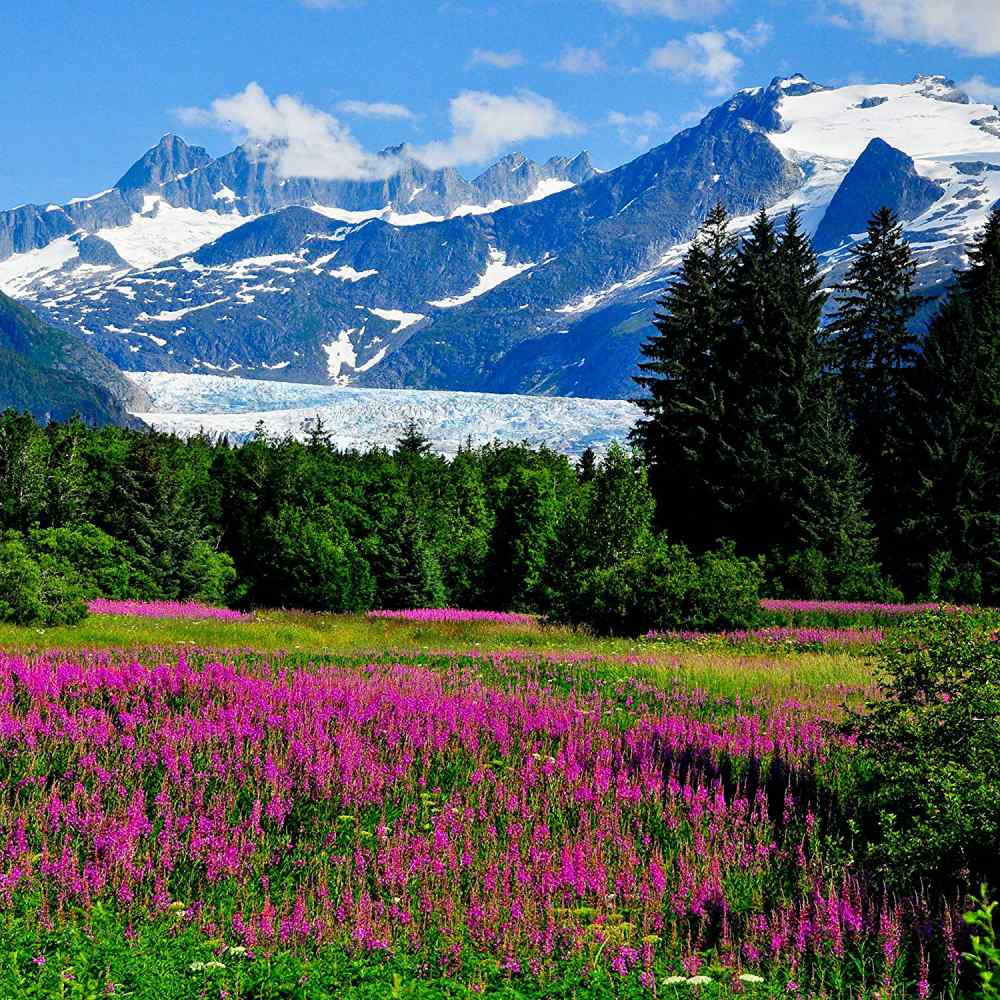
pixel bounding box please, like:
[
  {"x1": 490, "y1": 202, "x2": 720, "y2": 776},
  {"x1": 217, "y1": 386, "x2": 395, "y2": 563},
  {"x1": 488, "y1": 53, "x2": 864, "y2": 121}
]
[{"x1": 0, "y1": 603, "x2": 995, "y2": 998}]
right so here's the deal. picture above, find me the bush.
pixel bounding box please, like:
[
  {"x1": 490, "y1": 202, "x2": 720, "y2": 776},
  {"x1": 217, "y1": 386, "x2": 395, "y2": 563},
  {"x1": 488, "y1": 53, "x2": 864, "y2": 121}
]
[
  {"x1": 0, "y1": 533, "x2": 88, "y2": 626},
  {"x1": 768, "y1": 546, "x2": 902, "y2": 602},
  {"x1": 178, "y1": 540, "x2": 238, "y2": 606},
  {"x1": 27, "y1": 522, "x2": 156, "y2": 600},
  {"x1": 556, "y1": 537, "x2": 763, "y2": 637},
  {"x1": 257, "y1": 507, "x2": 375, "y2": 612},
  {"x1": 964, "y1": 887, "x2": 1000, "y2": 1000},
  {"x1": 845, "y1": 613, "x2": 1000, "y2": 891}
]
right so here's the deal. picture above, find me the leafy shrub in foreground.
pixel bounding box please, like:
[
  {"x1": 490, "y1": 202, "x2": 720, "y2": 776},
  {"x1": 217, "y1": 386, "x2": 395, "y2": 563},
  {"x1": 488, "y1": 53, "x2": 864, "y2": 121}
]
[
  {"x1": 845, "y1": 613, "x2": 1000, "y2": 892},
  {"x1": 964, "y1": 887, "x2": 1000, "y2": 1000}
]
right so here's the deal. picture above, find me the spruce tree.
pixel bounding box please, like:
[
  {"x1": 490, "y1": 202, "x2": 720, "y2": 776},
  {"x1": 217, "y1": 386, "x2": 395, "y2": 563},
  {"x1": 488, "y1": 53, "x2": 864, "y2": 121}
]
[
  {"x1": 632, "y1": 202, "x2": 739, "y2": 546},
  {"x1": 903, "y1": 207, "x2": 1000, "y2": 600},
  {"x1": 395, "y1": 419, "x2": 432, "y2": 456},
  {"x1": 829, "y1": 207, "x2": 921, "y2": 570}
]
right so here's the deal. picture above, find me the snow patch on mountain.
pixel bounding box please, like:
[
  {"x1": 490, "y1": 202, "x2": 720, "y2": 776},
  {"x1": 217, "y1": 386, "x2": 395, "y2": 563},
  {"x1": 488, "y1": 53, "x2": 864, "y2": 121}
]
[
  {"x1": 0, "y1": 236, "x2": 81, "y2": 296},
  {"x1": 126, "y1": 372, "x2": 636, "y2": 457},
  {"x1": 428, "y1": 249, "x2": 538, "y2": 308},
  {"x1": 329, "y1": 265, "x2": 379, "y2": 281},
  {"x1": 96, "y1": 197, "x2": 248, "y2": 270},
  {"x1": 525, "y1": 178, "x2": 576, "y2": 202},
  {"x1": 368, "y1": 307, "x2": 425, "y2": 333},
  {"x1": 323, "y1": 330, "x2": 358, "y2": 379},
  {"x1": 770, "y1": 80, "x2": 1000, "y2": 166}
]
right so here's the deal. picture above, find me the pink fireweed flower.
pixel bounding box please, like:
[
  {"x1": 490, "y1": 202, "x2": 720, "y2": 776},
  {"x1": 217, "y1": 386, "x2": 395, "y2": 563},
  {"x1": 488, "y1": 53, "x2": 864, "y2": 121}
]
[
  {"x1": 644, "y1": 626, "x2": 883, "y2": 647},
  {"x1": 759, "y1": 599, "x2": 965, "y2": 617},
  {"x1": 87, "y1": 599, "x2": 249, "y2": 621},
  {"x1": 368, "y1": 608, "x2": 537, "y2": 625}
]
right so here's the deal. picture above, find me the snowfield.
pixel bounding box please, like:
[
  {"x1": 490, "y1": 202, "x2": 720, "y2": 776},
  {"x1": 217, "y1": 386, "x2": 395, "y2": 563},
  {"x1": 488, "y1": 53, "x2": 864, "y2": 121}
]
[{"x1": 127, "y1": 372, "x2": 636, "y2": 457}]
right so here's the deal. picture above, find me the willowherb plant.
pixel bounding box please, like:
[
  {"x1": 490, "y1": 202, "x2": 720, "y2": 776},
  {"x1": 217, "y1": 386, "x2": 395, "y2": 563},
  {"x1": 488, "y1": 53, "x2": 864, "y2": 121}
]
[
  {"x1": 0, "y1": 646, "x2": 967, "y2": 996},
  {"x1": 368, "y1": 608, "x2": 537, "y2": 625},
  {"x1": 87, "y1": 599, "x2": 250, "y2": 621},
  {"x1": 645, "y1": 626, "x2": 884, "y2": 647}
]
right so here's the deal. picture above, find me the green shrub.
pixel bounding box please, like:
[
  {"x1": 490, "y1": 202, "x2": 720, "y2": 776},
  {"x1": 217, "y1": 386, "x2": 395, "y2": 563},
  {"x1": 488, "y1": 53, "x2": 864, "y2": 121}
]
[
  {"x1": 258, "y1": 506, "x2": 375, "y2": 612},
  {"x1": 27, "y1": 522, "x2": 156, "y2": 600},
  {"x1": 964, "y1": 887, "x2": 1000, "y2": 1000},
  {"x1": 178, "y1": 539, "x2": 238, "y2": 606},
  {"x1": 555, "y1": 537, "x2": 763, "y2": 637},
  {"x1": 768, "y1": 546, "x2": 901, "y2": 602},
  {"x1": 0, "y1": 533, "x2": 88, "y2": 626},
  {"x1": 845, "y1": 613, "x2": 1000, "y2": 891}
]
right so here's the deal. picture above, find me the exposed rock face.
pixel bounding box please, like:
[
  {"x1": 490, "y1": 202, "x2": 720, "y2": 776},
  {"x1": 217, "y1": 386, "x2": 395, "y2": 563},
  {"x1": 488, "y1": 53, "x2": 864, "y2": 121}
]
[{"x1": 814, "y1": 138, "x2": 945, "y2": 250}]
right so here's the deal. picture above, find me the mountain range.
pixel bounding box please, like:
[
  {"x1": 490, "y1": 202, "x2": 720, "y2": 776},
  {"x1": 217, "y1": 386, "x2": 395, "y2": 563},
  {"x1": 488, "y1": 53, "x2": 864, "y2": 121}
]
[{"x1": 2, "y1": 72, "x2": 999, "y2": 418}]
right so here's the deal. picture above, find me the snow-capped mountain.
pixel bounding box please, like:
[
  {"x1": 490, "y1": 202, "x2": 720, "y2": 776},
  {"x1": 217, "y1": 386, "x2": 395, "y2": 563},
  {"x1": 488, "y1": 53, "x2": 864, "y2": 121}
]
[
  {"x1": 0, "y1": 136, "x2": 596, "y2": 299},
  {"x1": 4, "y1": 73, "x2": 1000, "y2": 400}
]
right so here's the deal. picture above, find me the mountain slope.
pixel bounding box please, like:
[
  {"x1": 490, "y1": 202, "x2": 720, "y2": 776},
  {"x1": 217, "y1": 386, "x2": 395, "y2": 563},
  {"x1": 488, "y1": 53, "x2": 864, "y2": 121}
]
[
  {"x1": 0, "y1": 291, "x2": 148, "y2": 426},
  {"x1": 0, "y1": 136, "x2": 597, "y2": 299}
]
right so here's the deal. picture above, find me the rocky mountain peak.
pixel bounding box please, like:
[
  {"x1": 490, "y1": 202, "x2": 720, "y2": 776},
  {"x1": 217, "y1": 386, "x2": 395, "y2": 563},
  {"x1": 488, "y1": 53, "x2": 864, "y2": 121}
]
[{"x1": 115, "y1": 134, "x2": 213, "y2": 192}]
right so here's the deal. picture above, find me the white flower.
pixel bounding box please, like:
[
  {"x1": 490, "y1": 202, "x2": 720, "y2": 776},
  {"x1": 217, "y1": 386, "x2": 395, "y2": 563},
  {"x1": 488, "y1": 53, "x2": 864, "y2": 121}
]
[
  {"x1": 664, "y1": 976, "x2": 689, "y2": 985},
  {"x1": 739, "y1": 974, "x2": 765, "y2": 984},
  {"x1": 189, "y1": 962, "x2": 206, "y2": 973},
  {"x1": 687, "y1": 976, "x2": 713, "y2": 985}
]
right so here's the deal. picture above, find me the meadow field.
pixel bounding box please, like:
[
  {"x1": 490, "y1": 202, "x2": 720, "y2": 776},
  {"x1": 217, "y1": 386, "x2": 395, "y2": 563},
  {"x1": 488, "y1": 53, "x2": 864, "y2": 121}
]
[{"x1": 0, "y1": 605, "x2": 991, "y2": 999}]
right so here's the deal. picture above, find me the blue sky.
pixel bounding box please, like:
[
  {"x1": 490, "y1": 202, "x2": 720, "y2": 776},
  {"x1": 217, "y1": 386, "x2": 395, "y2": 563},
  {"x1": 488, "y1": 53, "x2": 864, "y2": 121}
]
[{"x1": 3, "y1": 0, "x2": 1000, "y2": 207}]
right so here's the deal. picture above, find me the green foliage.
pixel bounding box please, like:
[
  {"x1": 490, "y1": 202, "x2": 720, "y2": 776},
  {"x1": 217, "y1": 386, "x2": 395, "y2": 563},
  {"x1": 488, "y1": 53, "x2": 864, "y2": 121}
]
[
  {"x1": 845, "y1": 613, "x2": 1000, "y2": 891},
  {"x1": 964, "y1": 887, "x2": 1000, "y2": 1000},
  {"x1": 0, "y1": 533, "x2": 88, "y2": 626},
  {"x1": 547, "y1": 447, "x2": 763, "y2": 635},
  {"x1": 27, "y1": 522, "x2": 155, "y2": 600},
  {"x1": 902, "y1": 206, "x2": 1000, "y2": 603},
  {"x1": 259, "y1": 506, "x2": 375, "y2": 612}
]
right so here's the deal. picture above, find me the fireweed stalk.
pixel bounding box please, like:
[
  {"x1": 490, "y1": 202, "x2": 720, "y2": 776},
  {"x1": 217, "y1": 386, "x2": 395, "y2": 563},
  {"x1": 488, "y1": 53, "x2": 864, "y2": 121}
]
[
  {"x1": 87, "y1": 599, "x2": 250, "y2": 621},
  {"x1": 0, "y1": 648, "x2": 960, "y2": 994},
  {"x1": 368, "y1": 609, "x2": 537, "y2": 626},
  {"x1": 645, "y1": 626, "x2": 885, "y2": 647}
]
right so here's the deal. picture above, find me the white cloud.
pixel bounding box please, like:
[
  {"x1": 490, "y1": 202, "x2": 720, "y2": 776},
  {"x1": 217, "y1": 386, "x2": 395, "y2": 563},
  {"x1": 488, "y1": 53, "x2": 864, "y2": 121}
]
[
  {"x1": 726, "y1": 20, "x2": 773, "y2": 49},
  {"x1": 175, "y1": 82, "x2": 396, "y2": 181},
  {"x1": 468, "y1": 48, "x2": 525, "y2": 69},
  {"x1": 335, "y1": 99, "x2": 417, "y2": 120},
  {"x1": 961, "y1": 75, "x2": 1000, "y2": 105},
  {"x1": 644, "y1": 20, "x2": 771, "y2": 96},
  {"x1": 834, "y1": 0, "x2": 1000, "y2": 57},
  {"x1": 608, "y1": 110, "x2": 663, "y2": 148},
  {"x1": 606, "y1": 0, "x2": 728, "y2": 19},
  {"x1": 299, "y1": 0, "x2": 351, "y2": 7},
  {"x1": 553, "y1": 46, "x2": 608, "y2": 75},
  {"x1": 178, "y1": 83, "x2": 581, "y2": 177},
  {"x1": 412, "y1": 90, "x2": 582, "y2": 169}
]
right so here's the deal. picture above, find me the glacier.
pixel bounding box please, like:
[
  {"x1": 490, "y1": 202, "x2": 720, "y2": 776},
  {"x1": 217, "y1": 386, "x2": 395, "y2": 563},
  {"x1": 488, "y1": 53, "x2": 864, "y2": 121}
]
[{"x1": 128, "y1": 372, "x2": 637, "y2": 457}]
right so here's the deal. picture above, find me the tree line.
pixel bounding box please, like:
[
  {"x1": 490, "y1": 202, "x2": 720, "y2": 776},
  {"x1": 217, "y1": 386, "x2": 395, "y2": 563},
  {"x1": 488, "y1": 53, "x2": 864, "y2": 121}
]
[
  {"x1": 634, "y1": 202, "x2": 1000, "y2": 606},
  {"x1": 2, "y1": 203, "x2": 999, "y2": 630},
  {"x1": 0, "y1": 414, "x2": 762, "y2": 632}
]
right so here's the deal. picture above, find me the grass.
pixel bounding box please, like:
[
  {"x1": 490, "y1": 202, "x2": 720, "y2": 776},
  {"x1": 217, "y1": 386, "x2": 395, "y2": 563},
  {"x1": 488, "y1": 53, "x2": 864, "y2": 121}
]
[{"x1": 0, "y1": 609, "x2": 877, "y2": 706}]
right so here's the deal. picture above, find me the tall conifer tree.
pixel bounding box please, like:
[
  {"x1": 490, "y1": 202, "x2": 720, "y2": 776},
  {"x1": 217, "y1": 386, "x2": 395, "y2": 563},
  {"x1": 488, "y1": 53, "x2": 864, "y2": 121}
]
[
  {"x1": 903, "y1": 207, "x2": 1000, "y2": 600},
  {"x1": 829, "y1": 207, "x2": 921, "y2": 571},
  {"x1": 632, "y1": 202, "x2": 738, "y2": 545}
]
